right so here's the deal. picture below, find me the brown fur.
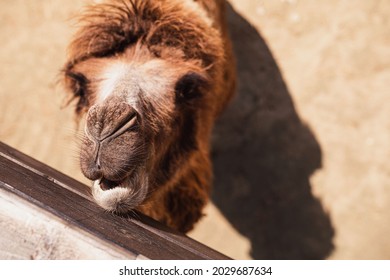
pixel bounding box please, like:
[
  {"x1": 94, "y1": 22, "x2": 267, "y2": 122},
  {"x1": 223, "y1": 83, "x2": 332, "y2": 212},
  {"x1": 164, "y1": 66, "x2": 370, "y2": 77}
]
[{"x1": 63, "y1": 0, "x2": 235, "y2": 232}]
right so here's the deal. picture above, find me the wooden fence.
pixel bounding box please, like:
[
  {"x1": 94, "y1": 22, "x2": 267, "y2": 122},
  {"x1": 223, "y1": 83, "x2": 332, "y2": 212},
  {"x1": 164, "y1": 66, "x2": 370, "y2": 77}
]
[{"x1": 0, "y1": 142, "x2": 229, "y2": 260}]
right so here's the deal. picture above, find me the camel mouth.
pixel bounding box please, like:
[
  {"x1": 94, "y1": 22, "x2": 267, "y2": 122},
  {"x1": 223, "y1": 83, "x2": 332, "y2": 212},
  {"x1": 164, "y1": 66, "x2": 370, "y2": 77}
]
[
  {"x1": 97, "y1": 168, "x2": 135, "y2": 191},
  {"x1": 99, "y1": 177, "x2": 125, "y2": 191},
  {"x1": 91, "y1": 168, "x2": 149, "y2": 213}
]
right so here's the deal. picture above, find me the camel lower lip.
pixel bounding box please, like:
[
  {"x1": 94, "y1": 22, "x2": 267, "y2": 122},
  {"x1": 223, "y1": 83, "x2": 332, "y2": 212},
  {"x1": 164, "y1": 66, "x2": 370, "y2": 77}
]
[{"x1": 99, "y1": 177, "x2": 125, "y2": 191}]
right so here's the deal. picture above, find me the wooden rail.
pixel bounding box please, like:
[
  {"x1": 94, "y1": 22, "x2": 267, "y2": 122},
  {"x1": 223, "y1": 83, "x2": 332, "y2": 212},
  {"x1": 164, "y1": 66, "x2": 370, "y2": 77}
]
[{"x1": 0, "y1": 142, "x2": 229, "y2": 260}]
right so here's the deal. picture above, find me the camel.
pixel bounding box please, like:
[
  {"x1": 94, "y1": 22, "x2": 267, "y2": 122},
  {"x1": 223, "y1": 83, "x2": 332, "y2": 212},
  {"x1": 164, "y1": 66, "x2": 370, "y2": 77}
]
[{"x1": 62, "y1": 0, "x2": 235, "y2": 233}]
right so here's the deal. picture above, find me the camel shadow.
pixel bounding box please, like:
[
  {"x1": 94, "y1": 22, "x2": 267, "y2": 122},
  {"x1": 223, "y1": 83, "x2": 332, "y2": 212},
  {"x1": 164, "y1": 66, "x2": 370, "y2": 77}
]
[{"x1": 211, "y1": 4, "x2": 335, "y2": 259}]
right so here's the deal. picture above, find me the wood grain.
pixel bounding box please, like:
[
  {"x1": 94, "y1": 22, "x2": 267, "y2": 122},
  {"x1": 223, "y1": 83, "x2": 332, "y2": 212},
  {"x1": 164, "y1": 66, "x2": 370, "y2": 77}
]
[{"x1": 0, "y1": 142, "x2": 230, "y2": 260}]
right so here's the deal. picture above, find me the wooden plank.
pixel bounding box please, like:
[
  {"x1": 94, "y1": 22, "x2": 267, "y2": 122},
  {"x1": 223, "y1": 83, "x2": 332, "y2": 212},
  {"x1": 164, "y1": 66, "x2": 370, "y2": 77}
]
[
  {"x1": 0, "y1": 188, "x2": 138, "y2": 259},
  {"x1": 0, "y1": 142, "x2": 230, "y2": 260}
]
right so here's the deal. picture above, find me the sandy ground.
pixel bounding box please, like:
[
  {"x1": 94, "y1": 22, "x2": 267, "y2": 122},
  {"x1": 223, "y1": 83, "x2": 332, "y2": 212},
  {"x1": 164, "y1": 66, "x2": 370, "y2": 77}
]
[{"x1": 1, "y1": 0, "x2": 389, "y2": 260}]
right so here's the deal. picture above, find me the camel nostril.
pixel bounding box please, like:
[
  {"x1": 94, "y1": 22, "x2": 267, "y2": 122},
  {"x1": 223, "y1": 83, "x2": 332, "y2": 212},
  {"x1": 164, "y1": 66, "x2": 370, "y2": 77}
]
[{"x1": 85, "y1": 99, "x2": 137, "y2": 141}]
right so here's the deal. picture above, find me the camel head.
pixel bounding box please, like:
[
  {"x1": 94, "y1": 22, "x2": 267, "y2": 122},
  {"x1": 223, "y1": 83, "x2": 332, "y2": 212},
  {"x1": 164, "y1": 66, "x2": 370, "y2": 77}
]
[{"x1": 62, "y1": 0, "x2": 224, "y2": 215}]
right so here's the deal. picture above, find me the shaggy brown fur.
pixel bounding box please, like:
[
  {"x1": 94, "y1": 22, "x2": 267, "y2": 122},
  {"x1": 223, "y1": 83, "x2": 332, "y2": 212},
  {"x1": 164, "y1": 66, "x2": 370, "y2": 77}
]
[{"x1": 63, "y1": 0, "x2": 235, "y2": 232}]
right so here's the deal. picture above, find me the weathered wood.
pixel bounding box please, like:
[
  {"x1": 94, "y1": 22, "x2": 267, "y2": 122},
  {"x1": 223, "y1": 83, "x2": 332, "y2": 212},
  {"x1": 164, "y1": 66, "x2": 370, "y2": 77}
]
[
  {"x1": 0, "y1": 142, "x2": 230, "y2": 260},
  {"x1": 0, "y1": 188, "x2": 138, "y2": 259}
]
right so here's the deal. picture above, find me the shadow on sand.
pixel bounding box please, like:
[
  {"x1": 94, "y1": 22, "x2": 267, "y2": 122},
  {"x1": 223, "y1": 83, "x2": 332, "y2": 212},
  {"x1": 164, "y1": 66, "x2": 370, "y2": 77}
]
[{"x1": 211, "y1": 4, "x2": 335, "y2": 259}]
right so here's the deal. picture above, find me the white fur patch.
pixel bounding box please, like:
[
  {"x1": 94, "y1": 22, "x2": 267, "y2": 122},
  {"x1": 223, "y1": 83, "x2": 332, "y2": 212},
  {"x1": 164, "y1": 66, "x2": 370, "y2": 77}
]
[
  {"x1": 97, "y1": 62, "x2": 129, "y2": 102},
  {"x1": 96, "y1": 60, "x2": 179, "y2": 112}
]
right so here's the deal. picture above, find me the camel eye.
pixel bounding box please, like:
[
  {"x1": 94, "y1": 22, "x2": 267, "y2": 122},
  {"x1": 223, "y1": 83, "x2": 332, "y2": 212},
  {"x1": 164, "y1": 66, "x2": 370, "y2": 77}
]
[
  {"x1": 66, "y1": 71, "x2": 88, "y2": 97},
  {"x1": 175, "y1": 72, "x2": 208, "y2": 104},
  {"x1": 65, "y1": 71, "x2": 91, "y2": 114}
]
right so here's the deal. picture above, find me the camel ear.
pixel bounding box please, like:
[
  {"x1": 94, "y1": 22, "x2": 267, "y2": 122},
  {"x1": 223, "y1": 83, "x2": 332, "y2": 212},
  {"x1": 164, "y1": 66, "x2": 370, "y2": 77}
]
[{"x1": 174, "y1": 72, "x2": 209, "y2": 104}]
